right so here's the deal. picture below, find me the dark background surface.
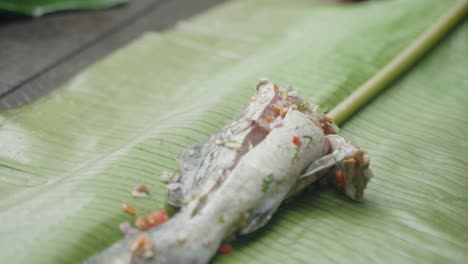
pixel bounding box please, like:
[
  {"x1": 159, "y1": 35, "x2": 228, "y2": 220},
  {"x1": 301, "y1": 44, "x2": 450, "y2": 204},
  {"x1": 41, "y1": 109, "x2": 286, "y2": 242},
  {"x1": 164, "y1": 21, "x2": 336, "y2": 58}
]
[{"x1": 0, "y1": 0, "x2": 226, "y2": 110}]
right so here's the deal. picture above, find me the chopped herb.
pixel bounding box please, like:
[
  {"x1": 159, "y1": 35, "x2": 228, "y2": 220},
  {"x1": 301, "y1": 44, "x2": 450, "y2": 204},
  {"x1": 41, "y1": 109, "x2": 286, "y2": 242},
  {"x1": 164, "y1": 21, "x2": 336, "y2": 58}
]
[
  {"x1": 331, "y1": 154, "x2": 338, "y2": 163},
  {"x1": 297, "y1": 103, "x2": 309, "y2": 112},
  {"x1": 262, "y1": 173, "x2": 274, "y2": 193},
  {"x1": 191, "y1": 194, "x2": 208, "y2": 217},
  {"x1": 218, "y1": 216, "x2": 225, "y2": 223},
  {"x1": 164, "y1": 204, "x2": 179, "y2": 217},
  {"x1": 292, "y1": 148, "x2": 300, "y2": 161},
  {"x1": 317, "y1": 106, "x2": 329, "y2": 113},
  {"x1": 303, "y1": 135, "x2": 313, "y2": 145}
]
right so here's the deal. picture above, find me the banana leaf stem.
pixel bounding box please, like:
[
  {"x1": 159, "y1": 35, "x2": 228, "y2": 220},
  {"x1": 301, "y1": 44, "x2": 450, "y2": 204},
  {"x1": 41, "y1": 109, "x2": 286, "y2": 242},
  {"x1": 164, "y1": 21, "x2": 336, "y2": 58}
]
[{"x1": 328, "y1": 0, "x2": 468, "y2": 125}]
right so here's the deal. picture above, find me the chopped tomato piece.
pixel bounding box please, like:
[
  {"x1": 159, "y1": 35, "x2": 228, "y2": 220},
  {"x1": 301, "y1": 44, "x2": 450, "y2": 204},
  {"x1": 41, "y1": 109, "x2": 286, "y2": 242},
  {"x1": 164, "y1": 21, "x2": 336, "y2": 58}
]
[
  {"x1": 322, "y1": 122, "x2": 331, "y2": 135},
  {"x1": 292, "y1": 136, "x2": 301, "y2": 146},
  {"x1": 218, "y1": 244, "x2": 233, "y2": 254},
  {"x1": 335, "y1": 169, "x2": 345, "y2": 192},
  {"x1": 273, "y1": 84, "x2": 279, "y2": 92},
  {"x1": 144, "y1": 209, "x2": 169, "y2": 230},
  {"x1": 135, "y1": 217, "x2": 146, "y2": 230}
]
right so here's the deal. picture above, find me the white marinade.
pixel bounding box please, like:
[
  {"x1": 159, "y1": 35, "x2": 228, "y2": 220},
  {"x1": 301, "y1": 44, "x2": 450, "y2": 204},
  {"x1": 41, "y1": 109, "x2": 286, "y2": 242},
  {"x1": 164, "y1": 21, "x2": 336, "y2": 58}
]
[{"x1": 86, "y1": 80, "x2": 373, "y2": 264}]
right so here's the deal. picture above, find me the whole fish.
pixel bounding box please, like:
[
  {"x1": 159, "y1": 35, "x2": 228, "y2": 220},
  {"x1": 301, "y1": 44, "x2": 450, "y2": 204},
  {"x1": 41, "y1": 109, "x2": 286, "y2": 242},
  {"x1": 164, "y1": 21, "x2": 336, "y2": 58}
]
[{"x1": 86, "y1": 79, "x2": 373, "y2": 264}]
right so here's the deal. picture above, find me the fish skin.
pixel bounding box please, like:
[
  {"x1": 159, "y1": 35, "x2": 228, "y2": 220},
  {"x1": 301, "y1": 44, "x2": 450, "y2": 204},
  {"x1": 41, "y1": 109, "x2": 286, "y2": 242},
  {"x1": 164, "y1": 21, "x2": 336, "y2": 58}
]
[
  {"x1": 85, "y1": 80, "x2": 373, "y2": 264},
  {"x1": 168, "y1": 82, "x2": 278, "y2": 207}
]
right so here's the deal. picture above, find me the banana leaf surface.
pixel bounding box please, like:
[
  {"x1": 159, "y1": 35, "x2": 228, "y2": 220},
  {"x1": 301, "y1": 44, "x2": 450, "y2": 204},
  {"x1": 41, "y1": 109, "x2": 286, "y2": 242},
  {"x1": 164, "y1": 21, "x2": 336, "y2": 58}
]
[
  {"x1": 0, "y1": 0, "x2": 126, "y2": 17},
  {"x1": 0, "y1": 0, "x2": 467, "y2": 263}
]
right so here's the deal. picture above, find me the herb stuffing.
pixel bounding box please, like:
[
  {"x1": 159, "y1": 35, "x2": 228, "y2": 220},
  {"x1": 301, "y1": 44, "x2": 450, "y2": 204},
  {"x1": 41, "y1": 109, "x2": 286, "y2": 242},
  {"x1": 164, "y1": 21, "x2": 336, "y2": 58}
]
[{"x1": 262, "y1": 173, "x2": 275, "y2": 193}]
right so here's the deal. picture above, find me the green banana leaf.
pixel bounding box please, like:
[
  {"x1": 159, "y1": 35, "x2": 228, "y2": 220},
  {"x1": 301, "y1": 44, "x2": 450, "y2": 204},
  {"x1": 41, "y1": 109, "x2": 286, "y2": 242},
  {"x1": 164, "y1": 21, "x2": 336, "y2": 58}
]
[
  {"x1": 1, "y1": 0, "x2": 467, "y2": 263},
  {"x1": 0, "y1": 0, "x2": 127, "y2": 17}
]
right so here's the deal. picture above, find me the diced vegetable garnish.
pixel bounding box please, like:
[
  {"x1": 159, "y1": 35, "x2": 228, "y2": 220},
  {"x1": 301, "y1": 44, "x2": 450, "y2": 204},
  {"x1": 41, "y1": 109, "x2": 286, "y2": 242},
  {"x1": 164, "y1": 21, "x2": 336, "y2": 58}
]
[
  {"x1": 135, "y1": 184, "x2": 150, "y2": 193},
  {"x1": 266, "y1": 116, "x2": 275, "y2": 123},
  {"x1": 134, "y1": 209, "x2": 169, "y2": 231},
  {"x1": 292, "y1": 135, "x2": 301, "y2": 146},
  {"x1": 135, "y1": 217, "x2": 146, "y2": 230},
  {"x1": 132, "y1": 184, "x2": 151, "y2": 198},
  {"x1": 218, "y1": 244, "x2": 233, "y2": 254},
  {"x1": 335, "y1": 169, "x2": 345, "y2": 192},
  {"x1": 130, "y1": 233, "x2": 154, "y2": 259},
  {"x1": 122, "y1": 203, "x2": 136, "y2": 215},
  {"x1": 146, "y1": 209, "x2": 169, "y2": 229},
  {"x1": 262, "y1": 173, "x2": 274, "y2": 193}
]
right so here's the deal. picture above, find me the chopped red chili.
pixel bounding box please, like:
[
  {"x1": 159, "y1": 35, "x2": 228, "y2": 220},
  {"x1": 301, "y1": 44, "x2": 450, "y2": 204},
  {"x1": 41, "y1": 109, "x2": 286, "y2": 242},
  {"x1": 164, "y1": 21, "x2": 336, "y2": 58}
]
[
  {"x1": 292, "y1": 136, "x2": 301, "y2": 146},
  {"x1": 218, "y1": 244, "x2": 233, "y2": 254},
  {"x1": 134, "y1": 209, "x2": 169, "y2": 230},
  {"x1": 145, "y1": 209, "x2": 169, "y2": 230},
  {"x1": 335, "y1": 169, "x2": 345, "y2": 192}
]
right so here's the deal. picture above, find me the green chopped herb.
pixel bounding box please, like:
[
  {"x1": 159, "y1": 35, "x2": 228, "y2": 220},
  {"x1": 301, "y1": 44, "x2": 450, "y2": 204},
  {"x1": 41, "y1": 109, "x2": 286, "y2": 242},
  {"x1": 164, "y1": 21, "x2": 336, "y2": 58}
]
[
  {"x1": 297, "y1": 103, "x2": 309, "y2": 112},
  {"x1": 292, "y1": 150, "x2": 300, "y2": 161},
  {"x1": 191, "y1": 194, "x2": 208, "y2": 217},
  {"x1": 303, "y1": 135, "x2": 313, "y2": 145},
  {"x1": 317, "y1": 106, "x2": 329, "y2": 114},
  {"x1": 164, "y1": 204, "x2": 179, "y2": 217},
  {"x1": 176, "y1": 235, "x2": 187, "y2": 244},
  {"x1": 181, "y1": 198, "x2": 190, "y2": 205},
  {"x1": 262, "y1": 173, "x2": 274, "y2": 193},
  {"x1": 218, "y1": 216, "x2": 225, "y2": 223}
]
